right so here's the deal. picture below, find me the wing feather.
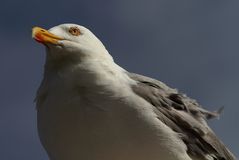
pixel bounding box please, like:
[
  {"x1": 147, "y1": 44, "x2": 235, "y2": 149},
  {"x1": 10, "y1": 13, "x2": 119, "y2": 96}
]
[{"x1": 128, "y1": 72, "x2": 236, "y2": 160}]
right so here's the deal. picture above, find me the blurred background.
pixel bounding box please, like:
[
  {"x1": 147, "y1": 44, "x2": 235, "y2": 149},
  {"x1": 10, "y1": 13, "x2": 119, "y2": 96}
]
[{"x1": 0, "y1": 0, "x2": 238, "y2": 159}]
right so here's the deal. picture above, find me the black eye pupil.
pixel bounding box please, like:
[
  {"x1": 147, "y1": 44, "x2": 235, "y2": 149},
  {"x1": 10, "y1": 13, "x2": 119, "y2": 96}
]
[{"x1": 69, "y1": 27, "x2": 80, "y2": 36}]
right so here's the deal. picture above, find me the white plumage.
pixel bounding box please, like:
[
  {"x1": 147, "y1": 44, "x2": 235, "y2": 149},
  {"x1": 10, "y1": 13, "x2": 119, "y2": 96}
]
[{"x1": 32, "y1": 24, "x2": 236, "y2": 160}]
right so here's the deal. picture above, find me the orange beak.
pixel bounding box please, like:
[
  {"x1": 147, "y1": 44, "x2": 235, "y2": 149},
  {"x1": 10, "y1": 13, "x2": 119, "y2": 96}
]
[{"x1": 32, "y1": 27, "x2": 64, "y2": 44}]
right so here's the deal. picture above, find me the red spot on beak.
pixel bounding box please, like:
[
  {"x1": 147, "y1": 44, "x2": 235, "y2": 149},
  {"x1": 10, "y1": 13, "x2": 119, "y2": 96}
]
[{"x1": 34, "y1": 34, "x2": 44, "y2": 43}]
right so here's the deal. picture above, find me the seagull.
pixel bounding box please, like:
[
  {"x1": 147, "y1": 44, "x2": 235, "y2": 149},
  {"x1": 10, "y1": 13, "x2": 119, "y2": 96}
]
[{"x1": 32, "y1": 24, "x2": 236, "y2": 160}]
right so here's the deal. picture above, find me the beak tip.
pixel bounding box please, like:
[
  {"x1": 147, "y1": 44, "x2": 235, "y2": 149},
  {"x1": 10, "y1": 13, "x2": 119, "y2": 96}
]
[{"x1": 31, "y1": 26, "x2": 63, "y2": 44}]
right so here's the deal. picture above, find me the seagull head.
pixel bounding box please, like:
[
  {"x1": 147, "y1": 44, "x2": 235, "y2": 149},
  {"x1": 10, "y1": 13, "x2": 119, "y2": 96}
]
[{"x1": 32, "y1": 24, "x2": 112, "y2": 64}]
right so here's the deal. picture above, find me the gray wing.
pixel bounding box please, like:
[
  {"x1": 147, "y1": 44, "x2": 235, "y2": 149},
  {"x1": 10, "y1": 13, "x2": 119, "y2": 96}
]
[{"x1": 128, "y1": 72, "x2": 236, "y2": 160}]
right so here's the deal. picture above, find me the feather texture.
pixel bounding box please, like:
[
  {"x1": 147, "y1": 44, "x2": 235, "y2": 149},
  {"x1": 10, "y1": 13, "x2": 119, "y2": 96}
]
[{"x1": 128, "y1": 72, "x2": 236, "y2": 160}]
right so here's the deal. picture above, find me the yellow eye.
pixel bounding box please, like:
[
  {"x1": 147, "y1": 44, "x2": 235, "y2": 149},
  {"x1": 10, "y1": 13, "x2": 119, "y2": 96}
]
[{"x1": 69, "y1": 27, "x2": 81, "y2": 36}]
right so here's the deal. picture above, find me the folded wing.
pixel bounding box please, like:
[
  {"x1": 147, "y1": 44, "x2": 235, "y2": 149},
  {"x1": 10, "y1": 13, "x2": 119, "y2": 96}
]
[{"x1": 128, "y1": 72, "x2": 236, "y2": 160}]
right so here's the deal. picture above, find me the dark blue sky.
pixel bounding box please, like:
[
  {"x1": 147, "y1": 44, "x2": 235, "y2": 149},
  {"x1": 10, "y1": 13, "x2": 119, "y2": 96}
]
[{"x1": 0, "y1": 0, "x2": 238, "y2": 159}]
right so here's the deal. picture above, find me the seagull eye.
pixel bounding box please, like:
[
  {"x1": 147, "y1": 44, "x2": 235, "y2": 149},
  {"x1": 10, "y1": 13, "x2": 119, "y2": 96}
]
[{"x1": 69, "y1": 27, "x2": 81, "y2": 36}]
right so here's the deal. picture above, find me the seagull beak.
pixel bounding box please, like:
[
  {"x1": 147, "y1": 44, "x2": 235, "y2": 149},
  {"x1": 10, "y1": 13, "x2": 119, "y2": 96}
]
[{"x1": 32, "y1": 27, "x2": 64, "y2": 45}]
